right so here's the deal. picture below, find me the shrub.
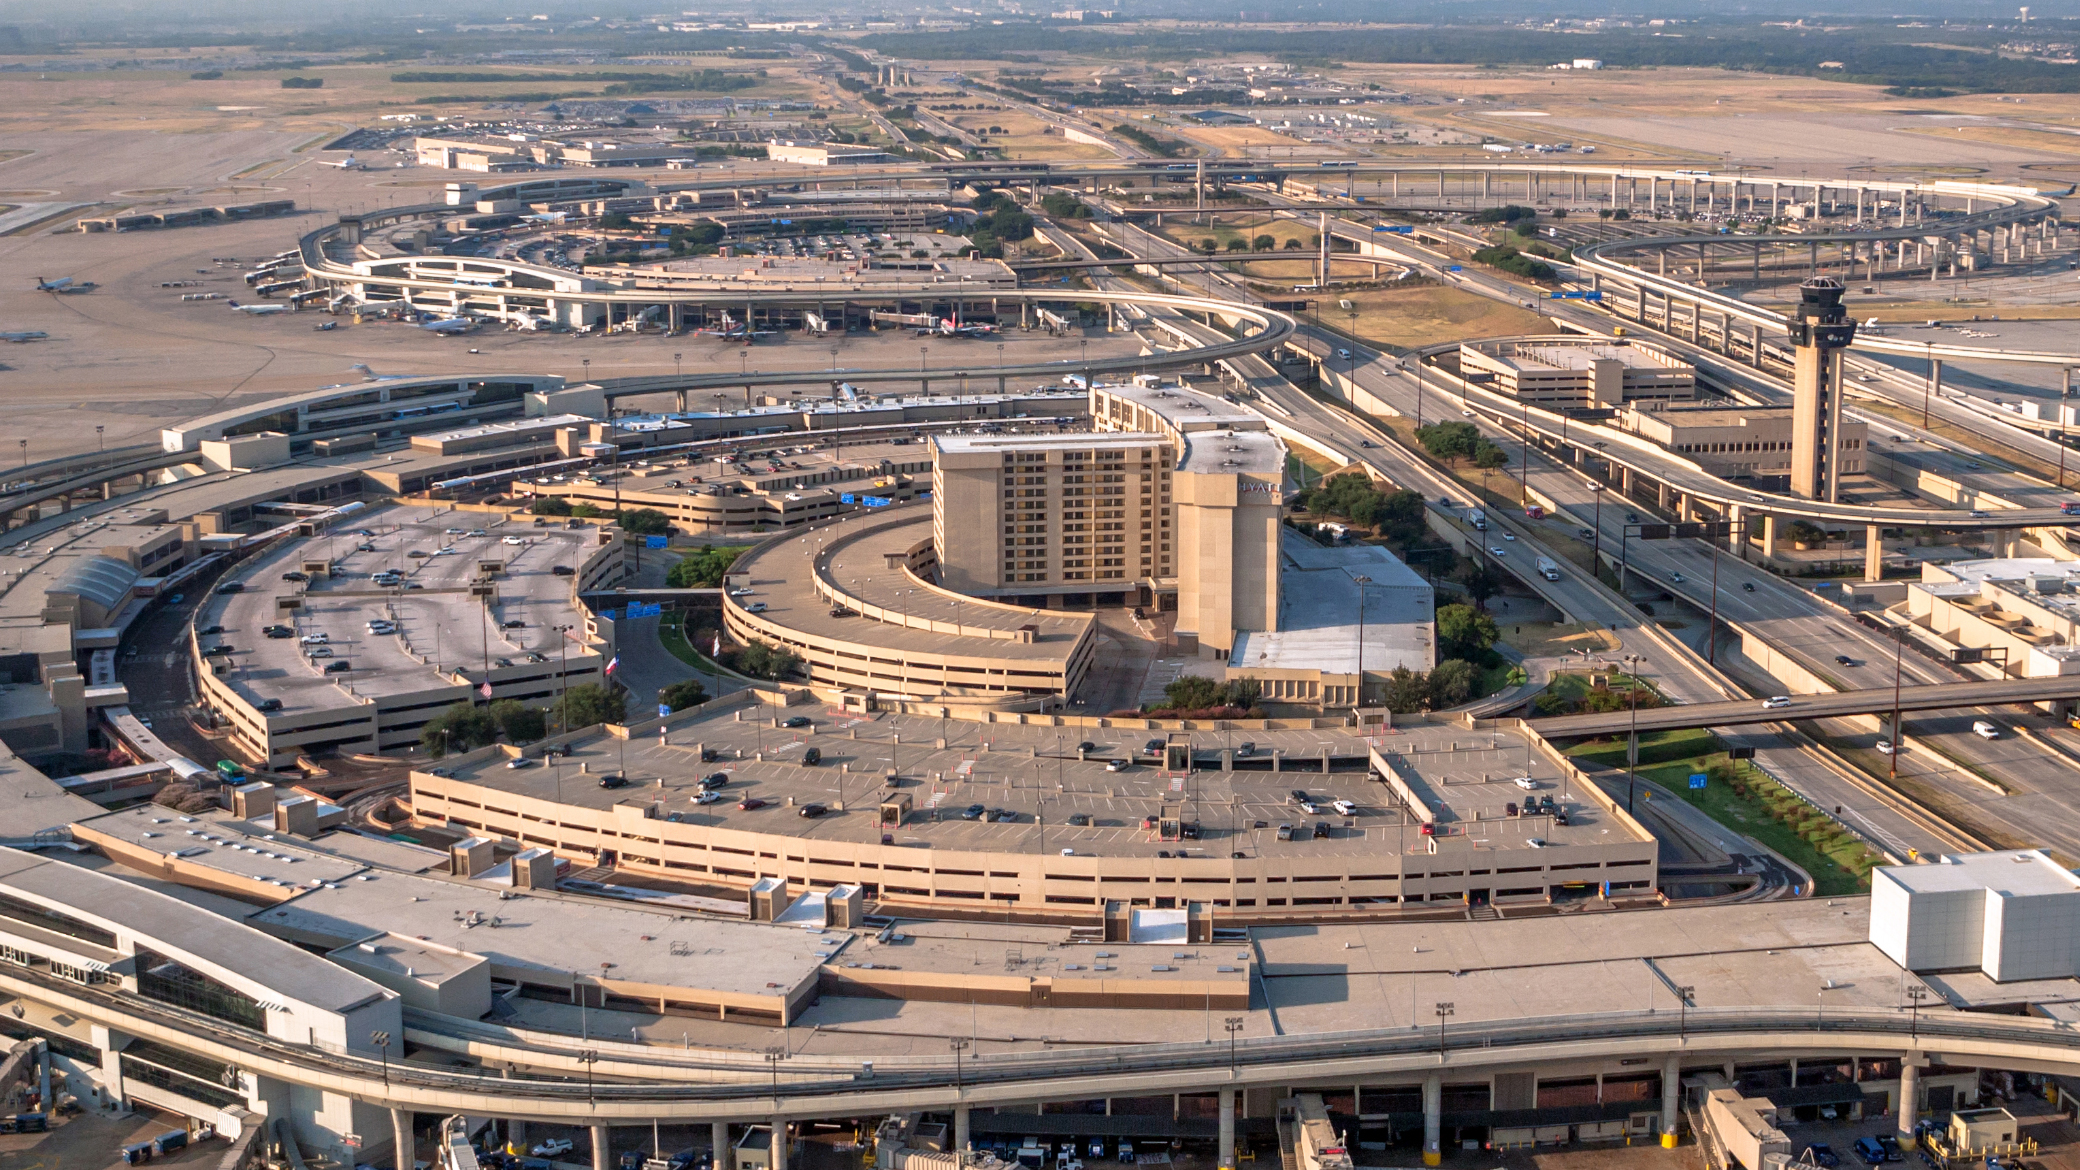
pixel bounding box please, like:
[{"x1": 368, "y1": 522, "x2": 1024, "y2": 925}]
[
  {"x1": 620, "y1": 508, "x2": 672, "y2": 536},
  {"x1": 666, "y1": 544, "x2": 746, "y2": 588},
  {"x1": 421, "y1": 702, "x2": 499, "y2": 756},
  {"x1": 659, "y1": 679, "x2": 709, "y2": 711},
  {"x1": 529, "y1": 496, "x2": 573, "y2": 516},
  {"x1": 552, "y1": 683, "x2": 627, "y2": 730}
]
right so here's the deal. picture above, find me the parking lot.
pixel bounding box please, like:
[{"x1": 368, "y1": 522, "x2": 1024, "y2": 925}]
[{"x1": 431, "y1": 706, "x2": 1608, "y2": 860}]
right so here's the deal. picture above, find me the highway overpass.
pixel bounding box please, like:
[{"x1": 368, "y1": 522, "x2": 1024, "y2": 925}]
[{"x1": 1527, "y1": 675, "x2": 2080, "y2": 738}]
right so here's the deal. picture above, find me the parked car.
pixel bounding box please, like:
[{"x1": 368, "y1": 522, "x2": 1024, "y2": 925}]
[
  {"x1": 801, "y1": 747, "x2": 821, "y2": 765},
  {"x1": 962, "y1": 804, "x2": 987, "y2": 820},
  {"x1": 737, "y1": 797, "x2": 766, "y2": 810},
  {"x1": 505, "y1": 758, "x2": 534, "y2": 769},
  {"x1": 783, "y1": 715, "x2": 811, "y2": 728},
  {"x1": 1512, "y1": 776, "x2": 1538, "y2": 790},
  {"x1": 1803, "y1": 1144, "x2": 1839, "y2": 1168},
  {"x1": 323, "y1": 660, "x2": 352, "y2": 674},
  {"x1": 532, "y1": 1141, "x2": 574, "y2": 1159},
  {"x1": 1276, "y1": 823, "x2": 1295, "y2": 841},
  {"x1": 1067, "y1": 813, "x2": 1092, "y2": 826},
  {"x1": 1105, "y1": 758, "x2": 1129, "y2": 772},
  {"x1": 798, "y1": 803, "x2": 829, "y2": 818},
  {"x1": 700, "y1": 773, "x2": 729, "y2": 789},
  {"x1": 694, "y1": 790, "x2": 722, "y2": 805},
  {"x1": 598, "y1": 773, "x2": 628, "y2": 789}
]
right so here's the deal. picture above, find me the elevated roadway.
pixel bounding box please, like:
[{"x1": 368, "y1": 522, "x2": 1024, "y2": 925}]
[
  {"x1": 1529, "y1": 676, "x2": 2080, "y2": 739},
  {"x1": 6, "y1": 959, "x2": 2080, "y2": 1120}
]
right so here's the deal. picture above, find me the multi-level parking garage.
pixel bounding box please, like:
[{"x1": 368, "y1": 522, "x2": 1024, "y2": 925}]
[{"x1": 6, "y1": 160, "x2": 2080, "y2": 1170}]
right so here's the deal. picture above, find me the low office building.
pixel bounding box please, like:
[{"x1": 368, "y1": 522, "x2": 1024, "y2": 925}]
[
  {"x1": 1907, "y1": 558, "x2": 2080, "y2": 678},
  {"x1": 1619, "y1": 404, "x2": 1866, "y2": 481},
  {"x1": 1458, "y1": 338, "x2": 1695, "y2": 409},
  {"x1": 1869, "y1": 850, "x2": 2080, "y2": 982},
  {"x1": 1227, "y1": 537, "x2": 1434, "y2": 705},
  {"x1": 765, "y1": 141, "x2": 894, "y2": 166}
]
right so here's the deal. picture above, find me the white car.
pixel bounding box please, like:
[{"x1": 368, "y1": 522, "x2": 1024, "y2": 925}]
[
  {"x1": 1298, "y1": 801, "x2": 1319, "y2": 815},
  {"x1": 1526, "y1": 838, "x2": 1547, "y2": 848},
  {"x1": 1512, "y1": 776, "x2": 1538, "y2": 791},
  {"x1": 1489, "y1": 547, "x2": 1507, "y2": 558},
  {"x1": 306, "y1": 646, "x2": 334, "y2": 659},
  {"x1": 1106, "y1": 758, "x2": 1129, "y2": 772},
  {"x1": 1877, "y1": 739, "x2": 1902, "y2": 755},
  {"x1": 1972, "y1": 721, "x2": 2000, "y2": 740},
  {"x1": 444, "y1": 527, "x2": 465, "y2": 536},
  {"x1": 746, "y1": 601, "x2": 768, "y2": 613},
  {"x1": 532, "y1": 1140, "x2": 574, "y2": 1158},
  {"x1": 1501, "y1": 532, "x2": 1515, "y2": 542},
  {"x1": 1331, "y1": 799, "x2": 1357, "y2": 816},
  {"x1": 1762, "y1": 696, "x2": 1792, "y2": 709},
  {"x1": 694, "y1": 790, "x2": 723, "y2": 805},
  {"x1": 1335, "y1": 348, "x2": 1351, "y2": 360},
  {"x1": 728, "y1": 587, "x2": 755, "y2": 597},
  {"x1": 434, "y1": 547, "x2": 460, "y2": 556},
  {"x1": 502, "y1": 535, "x2": 525, "y2": 546}
]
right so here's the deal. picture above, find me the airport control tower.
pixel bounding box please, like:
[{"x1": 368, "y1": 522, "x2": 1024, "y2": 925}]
[{"x1": 1788, "y1": 277, "x2": 1859, "y2": 502}]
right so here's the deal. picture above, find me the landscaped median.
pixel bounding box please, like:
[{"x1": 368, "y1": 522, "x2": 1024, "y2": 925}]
[{"x1": 1563, "y1": 731, "x2": 1885, "y2": 897}]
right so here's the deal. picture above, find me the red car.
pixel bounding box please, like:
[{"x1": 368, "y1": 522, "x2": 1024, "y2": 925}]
[{"x1": 737, "y1": 797, "x2": 767, "y2": 811}]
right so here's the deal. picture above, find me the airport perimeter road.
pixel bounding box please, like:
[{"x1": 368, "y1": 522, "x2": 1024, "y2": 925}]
[{"x1": 1531, "y1": 677, "x2": 2080, "y2": 738}]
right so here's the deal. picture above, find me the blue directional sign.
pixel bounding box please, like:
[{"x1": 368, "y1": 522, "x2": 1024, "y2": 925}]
[
  {"x1": 1548, "y1": 290, "x2": 1605, "y2": 302},
  {"x1": 659, "y1": 703, "x2": 672, "y2": 719},
  {"x1": 862, "y1": 496, "x2": 893, "y2": 507},
  {"x1": 1445, "y1": 265, "x2": 1463, "y2": 272},
  {"x1": 1371, "y1": 224, "x2": 1413, "y2": 234},
  {"x1": 840, "y1": 493, "x2": 856, "y2": 504},
  {"x1": 626, "y1": 601, "x2": 663, "y2": 619},
  {"x1": 646, "y1": 535, "x2": 668, "y2": 549},
  {"x1": 1689, "y1": 773, "x2": 1708, "y2": 790}
]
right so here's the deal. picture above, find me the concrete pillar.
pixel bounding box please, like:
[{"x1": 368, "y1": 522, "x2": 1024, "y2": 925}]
[
  {"x1": 1762, "y1": 514, "x2": 1778, "y2": 559},
  {"x1": 1730, "y1": 505, "x2": 1748, "y2": 562},
  {"x1": 955, "y1": 1106, "x2": 971, "y2": 1154},
  {"x1": 713, "y1": 1123, "x2": 731, "y2": 1170},
  {"x1": 592, "y1": 1125, "x2": 611, "y2": 1170},
  {"x1": 770, "y1": 1122, "x2": 788, "y2": 1170},
  {"x1": 1898, "y1": 1061, "x2": 1921, "y2": 1148},
  {"x1": 1219, "y1": 1087, "x2": 1236, "y2": 1170},
  {"x1": 1866, "y1": 525, "x2": 1884, "y2": 583},
  {"x1": 1422, "y1": 1072, "x2": 1443, "y2": 1167},
  {"x1": 392, "y1": 1109, "x2": 413, "y2": 1170},
  {"x1": 1661, "y1": 1053, "x2": 1682, "y2": 1148}
]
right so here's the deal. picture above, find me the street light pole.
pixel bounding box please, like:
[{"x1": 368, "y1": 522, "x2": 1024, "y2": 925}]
[
  {"x1": 1677, "y1": 984, "x2": 1696, "y2": 1040},
  {"x1": 1623, "y1": 653, "x2": 1644, "y2": 814},
  {"x1": 1433, "y1": 1001, "x2": 1454, "y2": 1056},
  {"x1": 949, "y1": 1037, "x2": 969, "y2": 1090},
  {"x1": 1224, "y1": 1016, "x2": 1244, "y2": 1073}
]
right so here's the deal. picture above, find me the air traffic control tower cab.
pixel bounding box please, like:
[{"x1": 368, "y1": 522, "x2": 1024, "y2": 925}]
[{"x1": 1788, "y1": 276, "x2": 1858, "y2": 503}]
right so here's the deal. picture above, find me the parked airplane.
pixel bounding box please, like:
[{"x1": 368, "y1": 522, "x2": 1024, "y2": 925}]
[
  {"x1": 34, "y1": 276, "x2": 72, "y2": 292},
  {"x1": 0, "y1": 331, "x2": 48, "y2": 343},
  {"x1": 226, "y1": 301, "x2": 291, "y2": 316},
  {"x1": 315, "y1": 155, "x2": 364, "y2": 170},
  {"x1": 914, "y1": 316, "x2": 999, "y2": 339},
  {"x1": 415, "y1": 317, "x2": 475, "y2": 335}
]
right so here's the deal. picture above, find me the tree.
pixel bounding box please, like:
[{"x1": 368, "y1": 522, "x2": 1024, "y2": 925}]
[
  {"x1": 1384, "y1": 666, "x2": 1429, "y2": 714},
  {"x1": 488, "y1": 699, "x2": 546, "y2": 744},
  {"x1": 620, "y1": 508, "x2": 672, "y2": 536},
  {"x1": 1374, "y1": 489, "x2": 1428, "y2": 547},
  {"x1": 1414, "y1": 421, "x2": 1479, "y2": 464},
  {"x1": 737, "y1": 641, "x2": 801, "y2": 681},
  {"x1": 571, "y1": 501, "x2": 607, "y2": 519},
  {"x1": 1165, "y1": 674, "x2": 1225, "y2": 711},
  {"x1": 1252, "y1": 234, "x2": 1275, "y2": 251},
  {"x1": 421, "y1": 701, "x2": 499, "y2": 757},
  {"x1": 1453, "y1": 560, "x2": 1504, "y2": 611},
  {"x1": 529, "y1": 496, "x2": 573, "y2": 516},
  {"x1": 1473, "y1": 442, "x2": 1511, "y2": 469},
  {"x1": 553, "y1": 683, "x2": 627, "y2": 730},
  {"x1": 667, "y1": 544, "x2": 746, "y2": 588},
  {"x1": 1283, "y1": 238, "x2": 1303, "y2": 250},
  {"x1": 659, "y1": 679, "x2": 708, "y2": 712},
  {"x1": 1437, "y1": 603, "x2": 1500, "y2": 660},
  {"x1": 1427, "y1": 659, "x2": 1477, "y2": 708}
]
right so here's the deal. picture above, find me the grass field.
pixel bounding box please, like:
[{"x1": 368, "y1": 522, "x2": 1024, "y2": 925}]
[{"x1": 1564, "y1": 733, "x2": 1883, "y2": 896}]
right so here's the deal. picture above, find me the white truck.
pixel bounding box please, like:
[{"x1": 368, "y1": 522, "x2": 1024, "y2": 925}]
[
  {"x1": 1536, "y1": 556, "x2": 1561, "y2": 582},
  {"x1": 1467, "y1": 508, "x2": 1487, "y2": 532}
]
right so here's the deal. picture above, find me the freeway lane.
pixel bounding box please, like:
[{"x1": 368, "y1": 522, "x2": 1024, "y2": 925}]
[{"x1": 1531, "y1": 676, "x2": 2080, "y2": 738}]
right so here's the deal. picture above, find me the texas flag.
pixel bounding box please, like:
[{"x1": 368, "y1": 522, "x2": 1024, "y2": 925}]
[
  {"x1": 605, "y1": 654, "x2": 620, "y2": 676},
  {"x1": 479, "y1": 681, "x2": 493, "y2": 699}
]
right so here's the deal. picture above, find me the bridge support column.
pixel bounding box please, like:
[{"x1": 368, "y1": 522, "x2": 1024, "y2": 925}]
[
  {"x1": 391, "y1": 1108, "x2": 412, "y2": 1170},
  {"x1": 1661, "y1": 1053, "x2": 1681, "y2": 1148},
  {"x1": 676, "y1": 389, "x2": 688, "y2": 413},
  {"x1": 1866, "y1": 525, "x2": 1885, "y2": 583},
  {"x1": 1218, "y1": 1088, "x2": 1236, "y2": 1170},
  {"x1": 771, "y1": 1121, "x2": 789, "y2": 1170},
  {"x1": 955, "y1": 1106, "x2": 971, "y2": 1154},
  {"x1": 1730, "y1": 505, "x2": 1748, "y2": 562},
  {"x1": 1762, "y1": 514, "x2": 1778, "y2": 560},
  {"x1": 1898, "y1": 1060, "x2": 1921, "y2": 1149},
  {"x1": 713, "y1": 1123, "x2": 731, "y2": 1170},
  {"x1": 592, "y1": 1125, "x2": 611, "y2": 1170},
  {"x1": 1422, "y1": 1072, "x2": 1442, "y2": 1167}
]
